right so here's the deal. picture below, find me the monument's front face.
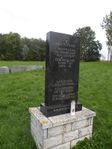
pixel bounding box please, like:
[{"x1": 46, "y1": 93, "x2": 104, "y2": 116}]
[{"x1": 41, "y1": 31, "x2": 82, "y2": 116}]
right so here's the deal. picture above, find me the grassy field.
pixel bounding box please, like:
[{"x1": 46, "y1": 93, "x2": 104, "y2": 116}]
[
  {"x1": 0, "y1": 61, "x2": 112, "y2": 149},
  {"x1": 0, "y1": 61, "x2": 44, "y2": 67}
]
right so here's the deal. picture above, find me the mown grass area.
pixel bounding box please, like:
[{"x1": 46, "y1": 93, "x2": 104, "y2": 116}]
[
  {"x1": 0, "y1": 61, "x2": 44, "y2": 67},
  {"x1": 0, "y1": 61, "x2": 112, "y2": 149}
]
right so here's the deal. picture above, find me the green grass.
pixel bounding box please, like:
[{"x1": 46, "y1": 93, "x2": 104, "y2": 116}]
[
  {"x1": 0, "y1": 61, "x2": 45, "y2": 67},
  {"x1": 0, "y1": 61, "x2": 112, "y2": 149},
  {"x1": 75, "y1": 62, "x2": 112, "y2": 149}
]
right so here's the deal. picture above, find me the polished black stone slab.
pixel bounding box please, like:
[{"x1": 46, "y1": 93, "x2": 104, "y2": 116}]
[{"x1": 40, "y1": 31, "x2": 82, "y2": 116}]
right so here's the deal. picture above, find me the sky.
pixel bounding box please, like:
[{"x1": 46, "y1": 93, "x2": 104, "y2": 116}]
[{"x1": 0, "y1": 0, "x2": 112, "y2": 60}]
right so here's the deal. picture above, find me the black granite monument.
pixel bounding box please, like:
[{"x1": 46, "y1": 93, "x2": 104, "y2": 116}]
[{"x1": 40, "y1": 31, "x2": 82, "y2": 116}]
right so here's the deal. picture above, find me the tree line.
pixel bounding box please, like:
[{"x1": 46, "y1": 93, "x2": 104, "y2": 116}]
[
  {"x1": 0, "y1": 32, "x2": 46, "y2": 61},
  {"x1": 0, "y1": 28, "x2": 102, "y2": 61},
  {"x1": 0, "y1": 10, "x2": 112, "y2": 62}
]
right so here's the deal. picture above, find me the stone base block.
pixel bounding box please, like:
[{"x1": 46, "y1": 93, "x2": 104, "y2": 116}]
[
  {"x1": 10, "y1": 65, "x2": 43, "y2": 73},
  {"x1": 40, "y1": 103, "x2": 82, "y2": 117},
  {"x1": 29, "y1": 107, "x2": 96, "y2": 149},
  {"x1": 0, "y1": 66, "x2": 9, "y2": 74}
]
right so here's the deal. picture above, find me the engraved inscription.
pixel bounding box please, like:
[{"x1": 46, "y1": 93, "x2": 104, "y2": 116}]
[
  {"x1": 54, "y1": 42, "x2": 76, "y2": 68},
  {"x1": 52, "y1": 80, "x2": 75, "y2": 101}
]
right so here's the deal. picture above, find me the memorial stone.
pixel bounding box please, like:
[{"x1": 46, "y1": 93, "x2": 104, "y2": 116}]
[
  {"x1": 40, "y1": 31, "x2": 82, "y2": 116},
  {"x1": 29, "y1": 32, "x2": 96, "y2": 149}
]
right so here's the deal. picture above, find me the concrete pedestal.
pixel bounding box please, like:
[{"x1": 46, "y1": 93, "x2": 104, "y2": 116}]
[
  {"x1": 29, "y1": 107, "x2": 96, "y2": 149},
  {"x1": 0, "y1": 66, "x2": 9, "y2": 74}
]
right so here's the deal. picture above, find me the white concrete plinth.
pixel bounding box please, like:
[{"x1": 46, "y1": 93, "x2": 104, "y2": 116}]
[
  {"x1": 29, "y1": 107, "x2": 96, "y2": 149},
  {"x1": 0, "y1": 66, "x2": 9, "y2": 74}
]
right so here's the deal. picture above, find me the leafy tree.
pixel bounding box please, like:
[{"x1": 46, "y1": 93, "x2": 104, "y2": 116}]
[
  {"x1": 22, "y1": 44, "x2": 29, "y2": 60},
  {"x1": 102, "y1": 11, "x2": 112, "y2": 61},
  {"x1": 0, "y1": 34, "x2": 4, "y2": 59},
  {"x1": 102, "y1": 11, "x2": 112, "y2": 46},
  {"x1": 0, "y1": 32, "x2": 46, "y2": 61},
  {"x1": 36, "y1": 39, "x2": 46, "y2": 60},
  {"x1": 8, "y1": 32, "x2": 23, "y2": 60},
  {"x1": 21, "y1": 37, "x2": 31, "y2": 60},
  {"x1": 0, "y1": 32, "x2": 23, "y2": 60},
  {"x1": 22, "y1": 37, "x2": 46, "y2": 60},
  {"x1": 74, "y1": 26, "x2": 102, "y2": 61}
]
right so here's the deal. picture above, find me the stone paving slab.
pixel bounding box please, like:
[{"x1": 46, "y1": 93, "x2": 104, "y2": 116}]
[{"x1": 0, "y1": 66, "x2": 9, "y2": 74}]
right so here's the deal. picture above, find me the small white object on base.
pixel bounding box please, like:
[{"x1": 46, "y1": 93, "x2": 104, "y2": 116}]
[{"x1": 70, "y1": 100, "x2": 76, "y2": 115}]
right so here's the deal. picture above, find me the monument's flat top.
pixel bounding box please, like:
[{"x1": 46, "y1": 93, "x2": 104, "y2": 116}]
[
  {"x1": 29, "y1": 107, "x2": 96, "y2": 129},
  {"x1": 48, "y1": 107, "x2": 96, "y2": 127},
  {"x1": 29, "y1": 107, "x2": 52, "y2": 129}
]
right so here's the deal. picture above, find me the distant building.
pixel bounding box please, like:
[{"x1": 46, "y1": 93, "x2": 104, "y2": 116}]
[
  {"x1": 108, "y1": 46, "x2": 112, "y2": 61},
  {"x1": 100, "y1": 54, "x2": 106, "y2": 61}
]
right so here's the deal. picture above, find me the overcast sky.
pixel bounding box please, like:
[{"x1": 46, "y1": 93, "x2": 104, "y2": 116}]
[{"x1": 0, "y1": 0, "x2": 112, "y2": 59}]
